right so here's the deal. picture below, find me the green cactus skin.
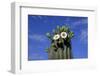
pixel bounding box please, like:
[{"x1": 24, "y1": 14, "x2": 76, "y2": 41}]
[{"x1": 46, "y1": 25, "x2": 74, "y2": 59}]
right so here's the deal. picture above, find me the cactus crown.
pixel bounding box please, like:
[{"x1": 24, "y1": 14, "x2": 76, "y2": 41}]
[{"x1": 46, "y1": 25, "x2": 74, "y2": 42}]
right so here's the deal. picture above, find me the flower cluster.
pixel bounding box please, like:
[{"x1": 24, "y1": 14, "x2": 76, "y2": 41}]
[
  {"x1": 46, "y1": 26, "x2": 74, "y2": 41},
  {"x1": 53, "y1": 32, "x2": 68, "y2": 40}
]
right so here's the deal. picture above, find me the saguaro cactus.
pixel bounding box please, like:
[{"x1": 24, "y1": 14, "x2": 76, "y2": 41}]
[{"x1": 46, "y1": 25, "x2": 74, "y2": 59}]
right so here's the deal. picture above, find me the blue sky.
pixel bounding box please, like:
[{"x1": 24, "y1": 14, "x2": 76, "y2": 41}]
[{"x1": 28, "y1": 15, "x2": 88, "y2": 60}]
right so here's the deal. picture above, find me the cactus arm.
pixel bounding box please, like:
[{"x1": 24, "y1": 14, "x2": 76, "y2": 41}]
[{"x1": 63, "y1": 45, "x2": 67, "y2": 59}]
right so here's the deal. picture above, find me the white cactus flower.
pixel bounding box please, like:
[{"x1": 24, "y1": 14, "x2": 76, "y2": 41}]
[
  {"x1": 53, "y1": 34, "x2": 60, "y2": 40},
  {"x1": 61, "y1": 32, "x2": 67, "y2": 39}
]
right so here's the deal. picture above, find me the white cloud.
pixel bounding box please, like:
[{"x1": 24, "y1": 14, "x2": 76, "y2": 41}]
[
  {"x1": 31, "y1": 15, "x2": 43, "y2": 20},
  {"x1": 29, "y1": 34, "x2": 47, "y2": 42},
  {"x1": 37, "y1": 15, "x2": 42, "y2": 19},
  {"x1": 73, "y1": 19, "x2": 87, "y2": 26},
  {"x1": 65, "y1": 18, "x2": 70, "y2": 22},
  {"x1": 31, "y1": 16, "x2": 37, "y2": 19},
  {"x1": 28, "y1": 53, "x2": 46, "y2": 60},
  {"x1": 68, "y1": 19, "x2": 88, "y2": 29},
  {"x1": 80, "y1": 29, "x2": 88, "y2": 43}
]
